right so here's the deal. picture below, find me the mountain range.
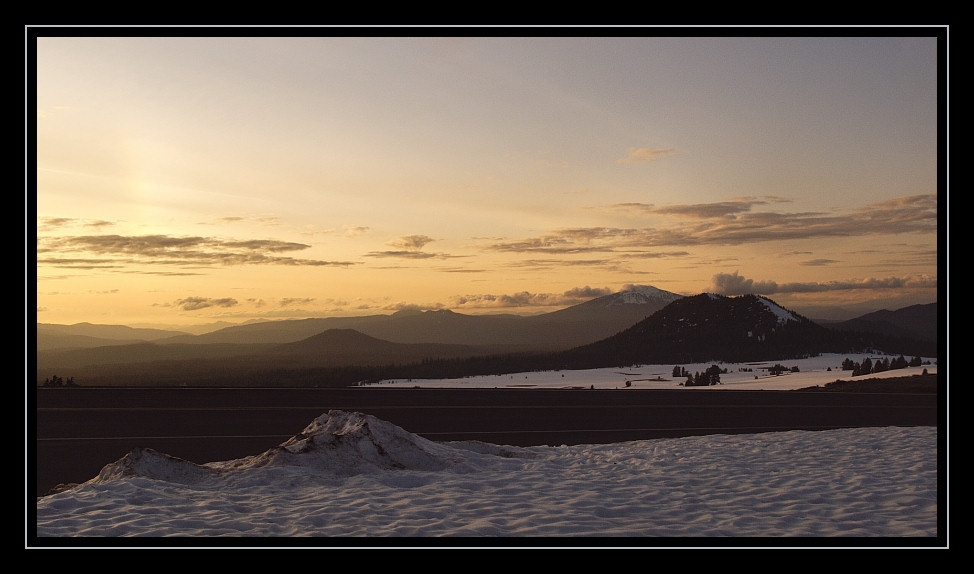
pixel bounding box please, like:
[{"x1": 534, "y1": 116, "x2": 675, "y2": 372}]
[
  {"x1": 35, "y1": 285, "x2": 938, "y2": 387},
  {"x1": 38, "y1": 285, "x2": 683, "y2": 351}
]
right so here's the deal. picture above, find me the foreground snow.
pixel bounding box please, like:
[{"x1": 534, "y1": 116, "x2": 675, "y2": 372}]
[{"x1": 34, "y1": 410, "x2": 939, "y2": 543}]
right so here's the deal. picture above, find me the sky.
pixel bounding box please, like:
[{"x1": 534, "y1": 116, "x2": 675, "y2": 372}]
[
  {"x1": 33, "y1": 408, "x2": 940, "y2": 542},
  {"x1": 31, "y1": 28, "x2": 943, "y2": 329}
]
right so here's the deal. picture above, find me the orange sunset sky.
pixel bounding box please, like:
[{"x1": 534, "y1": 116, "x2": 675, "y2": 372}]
[{"x1": 33, "y1": 29, "x2": 942, "y2": 329}]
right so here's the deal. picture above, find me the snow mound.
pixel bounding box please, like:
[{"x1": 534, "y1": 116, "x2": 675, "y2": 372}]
[
  {"x1": 76, "y1": 411, "x2": 542, "y2": 490},
  {"x1": 89, "y1": 447, "x2": 219, "y2": 486},
  {"x1": 218, "y1": 410, "x2": 491, "y2": 476}
]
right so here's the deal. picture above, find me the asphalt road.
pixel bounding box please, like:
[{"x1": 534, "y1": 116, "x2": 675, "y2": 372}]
[{"x1": 32, "y1": 387, "x2": 938, "y2": 497}]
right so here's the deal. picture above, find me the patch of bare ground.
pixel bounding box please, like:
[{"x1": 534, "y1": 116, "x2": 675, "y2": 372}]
[{"x1": 796, "y1": 373, "x2": 938, "y2": 393}]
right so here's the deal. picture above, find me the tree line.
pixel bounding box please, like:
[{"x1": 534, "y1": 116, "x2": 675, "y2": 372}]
[{"x1": 840, "y1": 355, "x2": 928, "y2": 377}]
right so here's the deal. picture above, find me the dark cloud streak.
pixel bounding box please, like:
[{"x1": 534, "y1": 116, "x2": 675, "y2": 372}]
[
  {"x1": 172, "y1": 297, "x2": 239, "y2": 311},
  {"x1": 486, "y1": 194, "x2": 936, "y2": 253},
  {"x1": 364, "y1": 251, "x2": 444, "y2": 259},
  {"x1": 36, "y1": 233, "x2": 357, "y2": 269}
]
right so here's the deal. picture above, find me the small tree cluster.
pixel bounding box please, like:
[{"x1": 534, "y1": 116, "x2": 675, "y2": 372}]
[
  {"x1": 684, "y1": 364, "x2": 725, "y2": 386},
  {"x1": 767, "y1": 364, "x2": 799, "y2": 376},
  {"x1": 41, "y1": 375, "x2": 77, "y2": 387}
]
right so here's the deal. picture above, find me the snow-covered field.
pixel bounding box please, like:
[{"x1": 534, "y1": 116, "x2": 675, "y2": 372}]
[{"x1": 368, "y1": 353, "x2": 937, "y2": 390}]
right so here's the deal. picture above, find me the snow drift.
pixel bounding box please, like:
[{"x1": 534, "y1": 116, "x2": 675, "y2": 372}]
[{"x1": 86, "y1": 410, "x2": 537, "y2": 489}]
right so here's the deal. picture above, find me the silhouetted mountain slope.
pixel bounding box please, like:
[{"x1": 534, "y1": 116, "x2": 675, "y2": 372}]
[
  {"x1": 36, "y1": 328, "x2": 502, "y2": 371},
  {"x1": 36, "y1": 332, "x2": 141, "y2": 352},
  {"x1": 261, "y1": 328, "x2": 498, "y2": 367},
  {"x1": 357, "y1": 309, "x2": 536, "y2": 346},
  {"x1": 36, "y1": 323, "x2": 191, "y2": 350},
  {"x1": 833, "y1": 303, "x2": 937, "y2": 343},
  {"x1": 155, "y1": 316, "x2": 391, "y2": 345},
  {"x1": 38, "y1": 322, "x2": 190, "y2": 340},
  {"x1": 37, "y1": 342, "x2": 272, "y2": 370}
]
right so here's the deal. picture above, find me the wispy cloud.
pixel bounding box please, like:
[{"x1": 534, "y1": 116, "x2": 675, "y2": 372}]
[
  {"x1": 206, "y1": 216, "x2": 281, "y2": 227},
  {"x1": 122, "y1": 270, "x2": 205, "y2": 276},
  {"x1": 617, "y1": 147, "x2": 678, "y2": 164},
  {"x1": 435, "y1": 267, "x2": 486, "y2": 273},
  {"x1": 383, "y1": 302, "x2": 447, "y2": 313},
  {"x1": 483, "y1": 229, "x2": 627, "y2": 254},
  {"x1": 711, "y1": 271, "x2": 938, "y2": 296},
  {"x1": 343, "y1": 226, "x2": 370, "y2": 237},
  {"x1": 365, "y1": 234, "x2": 461, "y2": 259},
  {"x1": 35, "y1": 257, "x2": 120, "y2": 269},
  {"x1": 364, "y1": 251, "x2": 443, "y2": 259},
  {"x1": 171, "y1": 297, "x2": 239, "y2": 311},
  {"x1": 37, "y1": 217, "x2": 116, "y2": 232},
  {"x1": 389, "y1": 235, "x2": 436, "y2": 250},
  {"x1": 626, "y1": 251, "x2": 692, "y2": 259},
  {"x1": 36, "y1": 234, "x2": 357, "y2": 269},
  {"x1": 506, "y1": 258, "x2": 616, "y2": 269},
  {"x1": 450, "y1": 286, "x2": 613, "y2": 310},
  {"x1": 488, "y1": 194, "x2": 937, "y2": 253},
  {"x1": 279, "y1": 297, "x2": 315, "y2": 307},
  {"x1": 775, "y1": 250, "x2": 813, "y2": 258},
  {"x1": 564, "y1": 286, "x2": 613, "y2": 298},
  {"x1": 798, "y1": 259, "x2": 839, "y2": 266}
]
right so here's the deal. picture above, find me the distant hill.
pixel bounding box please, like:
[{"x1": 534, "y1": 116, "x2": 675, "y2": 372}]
[
  {"x1": 36, "y1": 341, "x2": 273, "y2": 370},
  {"x1": 260, "y1": 328, "x2": 507, "y2": 368},
  {"x1": 37, "y1": 322, "x2": 191, "y2": 340},
  {"x1": 832, "y1": 303, "x2": 937, "y2": 343},
  {"x1": 36, "y1": 323, "x2": 191, "y2": 351}
]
